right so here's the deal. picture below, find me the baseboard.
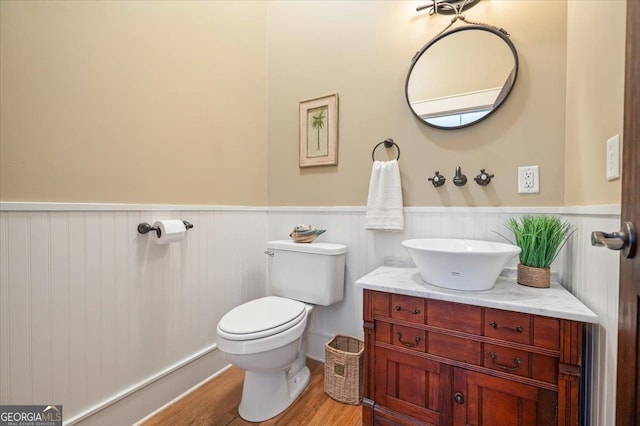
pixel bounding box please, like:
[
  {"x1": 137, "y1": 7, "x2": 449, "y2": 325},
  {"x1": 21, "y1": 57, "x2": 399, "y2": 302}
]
[
  {"x1": 306, "y1": 328, "x2": 334, "y2": 362},
  {"x1": 132, "y1": 364, "x2": 233, "y2": 426},
  {"x1": 68, "y1": 345, "x2": 229, "y2": 426}
]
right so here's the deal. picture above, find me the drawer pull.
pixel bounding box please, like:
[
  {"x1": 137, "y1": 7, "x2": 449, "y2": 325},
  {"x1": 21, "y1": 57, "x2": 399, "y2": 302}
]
[
  {"x1": 454, "y1": 392, "x2": 465, "y2": 404},
  {"x1": 489, "y1": 321, "x2": 523, "y2": 333},
  {"x1": 490, "y1": 351, "x2": 522, "y2": 372},
  {"x1": 396, "y1": 332, "x2": 421, "y2": 348},
  {"x1": 395, "y1": 305, "x2": 421, "y2": 315}
]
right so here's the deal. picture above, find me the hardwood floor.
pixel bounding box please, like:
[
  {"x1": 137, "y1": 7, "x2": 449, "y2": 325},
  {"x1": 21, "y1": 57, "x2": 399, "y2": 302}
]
[{"x1": 142, "y1": 359, "x2": 362, "y2": 425}]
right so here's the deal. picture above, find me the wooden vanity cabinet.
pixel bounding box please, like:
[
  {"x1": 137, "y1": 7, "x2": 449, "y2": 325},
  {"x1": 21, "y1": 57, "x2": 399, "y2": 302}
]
[{"x1": 362, "y1": 290, "x2": 584, "y2": 426}]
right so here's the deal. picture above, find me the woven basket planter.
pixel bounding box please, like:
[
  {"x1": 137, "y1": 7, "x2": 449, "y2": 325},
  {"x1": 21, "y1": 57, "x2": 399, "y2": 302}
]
[
  {"x1": 324, "y1": 335, "x2": 364, "y2": 405},
  {"x1": 517, "y1": 263, "x2": 550, "y2": 288}
]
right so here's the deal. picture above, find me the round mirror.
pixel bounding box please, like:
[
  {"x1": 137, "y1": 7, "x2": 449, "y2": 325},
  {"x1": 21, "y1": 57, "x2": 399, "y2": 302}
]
[{"x1": 405, "y1": 25, "x2": 518, "y2": 129}]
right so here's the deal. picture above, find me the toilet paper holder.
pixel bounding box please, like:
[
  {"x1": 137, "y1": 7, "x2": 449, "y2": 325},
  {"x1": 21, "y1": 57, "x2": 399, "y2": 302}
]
[{"x1": 138, "y1": 220, "x2": 194, "y2": 238}]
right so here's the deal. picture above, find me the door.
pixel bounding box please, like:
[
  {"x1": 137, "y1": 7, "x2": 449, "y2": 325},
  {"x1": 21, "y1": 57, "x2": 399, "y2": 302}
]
[
  {"x1": 616, "y1": 0, "x2": 640, "y2": 424},
  {"x1": 452, "y1": 369, "x2": 556, "y2": 426},
  {"x1": 374, "y1": 346, "x2": 451, "y2": 425}
]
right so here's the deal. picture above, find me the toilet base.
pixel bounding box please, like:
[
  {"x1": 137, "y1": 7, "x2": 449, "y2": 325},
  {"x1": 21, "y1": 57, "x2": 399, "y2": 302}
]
[{"x1": 238, "y1": 365, "x2": 311, "y2": 422}]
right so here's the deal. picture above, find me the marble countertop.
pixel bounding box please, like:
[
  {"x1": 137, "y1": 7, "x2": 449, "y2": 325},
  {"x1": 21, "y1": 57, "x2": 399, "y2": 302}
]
[{"x1": 355, "y1": 265, "x2": 598, "y2": 324}]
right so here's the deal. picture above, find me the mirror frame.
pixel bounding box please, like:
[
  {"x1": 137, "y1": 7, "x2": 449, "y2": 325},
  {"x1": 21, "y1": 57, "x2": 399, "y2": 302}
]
[{"x1": 405, "y1": 24, "x2": 519, "y2": 130}]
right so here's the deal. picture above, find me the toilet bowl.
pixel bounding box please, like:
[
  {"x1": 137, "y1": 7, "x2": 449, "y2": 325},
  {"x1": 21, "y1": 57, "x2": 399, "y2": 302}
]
[
  {"x1": 216, "y1": 240, "x2": 346, "y2": 422},
  {"x1": 217, "y1": 296, "x2": 313, "y2": 422}
]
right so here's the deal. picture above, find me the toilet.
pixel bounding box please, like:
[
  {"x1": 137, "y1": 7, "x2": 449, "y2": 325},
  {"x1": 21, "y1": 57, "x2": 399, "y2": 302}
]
[{"x1": 216, "y1": 240, "x2": 347, "y2": 422}]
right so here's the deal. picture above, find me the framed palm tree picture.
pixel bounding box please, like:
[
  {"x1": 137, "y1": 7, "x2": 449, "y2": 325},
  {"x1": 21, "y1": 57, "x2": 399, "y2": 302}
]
[{"x1": 299, "y1": 93, "x2": 338, "y2": 167}]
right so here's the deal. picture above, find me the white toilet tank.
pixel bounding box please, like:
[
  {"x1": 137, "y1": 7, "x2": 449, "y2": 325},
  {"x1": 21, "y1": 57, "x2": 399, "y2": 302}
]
[{"x1": 266, "y1": 240, "x2": 346, "y2": 306}]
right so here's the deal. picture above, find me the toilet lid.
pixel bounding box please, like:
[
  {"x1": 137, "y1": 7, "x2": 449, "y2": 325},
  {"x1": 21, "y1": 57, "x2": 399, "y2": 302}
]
[{"x1": 217, "y1": 296, "x2": 306, "y2": 341}]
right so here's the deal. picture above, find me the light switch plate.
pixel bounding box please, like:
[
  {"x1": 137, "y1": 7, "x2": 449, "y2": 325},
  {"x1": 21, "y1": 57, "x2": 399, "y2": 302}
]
[{"x1": 606, "y1": 134, "x2": 620, "y2": 181}]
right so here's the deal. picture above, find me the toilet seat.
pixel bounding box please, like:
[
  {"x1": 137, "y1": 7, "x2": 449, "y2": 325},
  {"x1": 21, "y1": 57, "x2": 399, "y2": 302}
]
[{"x1": 217, "y1": 296, "x2": 306, "y2": 341}]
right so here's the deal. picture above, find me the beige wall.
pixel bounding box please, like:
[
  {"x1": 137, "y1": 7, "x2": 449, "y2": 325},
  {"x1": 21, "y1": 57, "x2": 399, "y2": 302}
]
[
  {"x1": 1, "y1": 1, "x2": 625, "y2": 207},
  {"x1": 564, "y1": 1, "x2": 625, "y2": 206},
  {"x1": 0, "y1": 1, "x2": 268, "y2": 205},
  {"x1": 267, "y1": 0, "x2": 568, "y2": 207}
]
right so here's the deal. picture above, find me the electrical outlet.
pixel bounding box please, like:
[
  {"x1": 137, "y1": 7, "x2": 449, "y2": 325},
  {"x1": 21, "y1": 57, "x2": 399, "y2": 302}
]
[
  {"x1": 606, "y1": 134, "x2": 620, "y2": 180},
  {"x1": 518, "y1": 166, "x2": 539, "y2": 193}
]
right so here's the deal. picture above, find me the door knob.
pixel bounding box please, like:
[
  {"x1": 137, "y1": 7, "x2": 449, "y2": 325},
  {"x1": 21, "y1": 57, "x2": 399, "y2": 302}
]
[
  {"x1": 454, "y1": 392, "x2": 465, "y2": 404},
  {"x1": 591, "y1": 221, "x2": 636, "y2": 258}
]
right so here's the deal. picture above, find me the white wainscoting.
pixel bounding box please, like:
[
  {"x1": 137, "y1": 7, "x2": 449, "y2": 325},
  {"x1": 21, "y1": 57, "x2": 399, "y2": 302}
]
[
  {"x1": 1, "y1": 203, "x2": 620, "y2": 425},
  {"x1": 560, "y1": 210, "x2": 621, "y2": 426},
  {"x1": 0, "y1": 205, "x2": 268, "y2": 424}
]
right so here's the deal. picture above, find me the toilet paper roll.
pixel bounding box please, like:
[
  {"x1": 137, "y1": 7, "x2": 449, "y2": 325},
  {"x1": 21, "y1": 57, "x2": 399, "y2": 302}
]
[{"x1": 153, "y1": 220, "x2": 186, "y2": 244}]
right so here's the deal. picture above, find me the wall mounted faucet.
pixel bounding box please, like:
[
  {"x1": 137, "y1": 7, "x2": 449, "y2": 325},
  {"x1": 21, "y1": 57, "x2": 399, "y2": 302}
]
[
  {"x1": 428, "y1": 171, "x2": 446, "y2": 187},
  {"x1": 474, "y1": 169, "x2": 495, "y2": 186},
  {"x1": 453, "y1": 166, "x2": 467, "y2": 186}
]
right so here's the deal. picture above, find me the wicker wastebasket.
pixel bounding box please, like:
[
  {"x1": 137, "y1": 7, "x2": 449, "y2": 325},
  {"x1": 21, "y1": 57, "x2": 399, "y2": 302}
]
[{"x1": 324, "y1": 335, "x2": 364, "y2": 405}]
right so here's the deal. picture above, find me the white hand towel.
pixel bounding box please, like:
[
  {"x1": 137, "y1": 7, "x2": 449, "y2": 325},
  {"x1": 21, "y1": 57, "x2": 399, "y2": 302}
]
[{"x1": 365, "y1": 159, "x2": 404, "y2": 230}]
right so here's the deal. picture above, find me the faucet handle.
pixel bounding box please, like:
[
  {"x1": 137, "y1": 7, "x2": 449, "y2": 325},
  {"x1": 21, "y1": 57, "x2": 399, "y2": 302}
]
[
  {"x1": 428, "y1": 171, "x2": 446, "y2": 187},
  {"x1": 474, "y1": 169, "x2": 494, "y2": 186},
  {"x1": 453, "y1": 166, "x2": 467, "y2": 186}
]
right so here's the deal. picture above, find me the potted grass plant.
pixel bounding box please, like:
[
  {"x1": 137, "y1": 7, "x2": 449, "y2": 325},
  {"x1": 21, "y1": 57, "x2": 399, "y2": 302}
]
[{"x1": 504, "y1": 215, "x2": 575, "y2": 288}]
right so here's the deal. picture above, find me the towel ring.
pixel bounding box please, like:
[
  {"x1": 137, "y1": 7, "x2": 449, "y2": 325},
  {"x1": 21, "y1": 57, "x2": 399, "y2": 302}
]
[{"x1": 371, "y1": 138, "x2": 400, "y2": 162}]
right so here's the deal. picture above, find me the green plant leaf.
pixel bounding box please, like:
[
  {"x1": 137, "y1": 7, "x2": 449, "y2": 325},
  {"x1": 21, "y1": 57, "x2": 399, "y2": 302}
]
[{"x1": 503, "y1": 215, "x2": 575, "y2": 268}]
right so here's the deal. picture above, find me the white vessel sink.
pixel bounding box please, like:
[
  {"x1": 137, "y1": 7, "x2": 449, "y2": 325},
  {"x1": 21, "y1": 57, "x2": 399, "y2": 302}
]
[{"x1": 402, "y1": 238, "x2": 521, "y2": 291}]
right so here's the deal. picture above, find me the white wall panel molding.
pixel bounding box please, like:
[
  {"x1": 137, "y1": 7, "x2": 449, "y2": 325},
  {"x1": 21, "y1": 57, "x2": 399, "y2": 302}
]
[
  {"x1": 267, "y1": 206, "x2": 367, "y2": 213},
  {"x1": 267, "y1": 205, "x2": 620, "y2": 216},
  {"x1": 1, "y1": 202, "x2": 620, "y2": 216},
  {"x1": 268, "y1": 206, "x2": 565, "y2": 214},
  {"x1": 560, "y1": 213, "x2": 620, "y2": 426},
  {"x1": 0, "y1": 209, "x2": 267, "y2": 422},
  {"x1": 0, "y1": 204, "x2": 621, "y2": 425},
  {"x1": 0, "y1": 202, "x2": 269, "y2": 212},
  {"x1": 561, "y1": 204, "x2": 621, "y2": 216}
]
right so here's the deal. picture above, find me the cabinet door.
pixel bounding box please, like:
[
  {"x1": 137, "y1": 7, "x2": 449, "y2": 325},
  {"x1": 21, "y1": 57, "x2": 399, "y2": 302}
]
[
  {"x1": 375, "y1": 347, "x2": 452, "y2": 425},
  {"x1": 453, "y1": 369, "x2": 556, "y2": 426}
]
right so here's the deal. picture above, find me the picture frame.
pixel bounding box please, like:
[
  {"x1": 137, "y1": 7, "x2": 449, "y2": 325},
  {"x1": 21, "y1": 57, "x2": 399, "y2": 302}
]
[{"x1": 299, "y1": 93, "x2": 339, "y2": 167}]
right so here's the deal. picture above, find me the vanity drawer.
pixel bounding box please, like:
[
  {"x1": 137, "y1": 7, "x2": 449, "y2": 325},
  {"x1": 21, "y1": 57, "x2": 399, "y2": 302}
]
[
  {"x1": 533, "y1": 316, "x2": 560, "y2": 350},
  {"x1": 428, "y1": 332, "x2": 481, "y2": 365},
  {"x1": 531, "y1": 352, "x2": 558, "y2": 383},
  {"x1": 483, "y1": 344, "x2": 530, "y2": 378},
  {"x1": 393, "y1": 324, "x2": 426, "y2": 352},
  {"x1": 371, "y1": 291, "x2": 391, "y2": 318},
  {"x1": 375, "y1": 321, "x2": 393, "y2": 344},
  {"x1": 484, "y1": 344, "x2": 559, "y2": 384},
  {"x1": 375, "y1": 321, "x2": 427, "y2": 353},
  {"x1": 484, "y1": 309, "x2": 531, "y2": 345},
  {"x1": 391, "y1": 294, "x2": 425, "y2": 324},
  {"x1": 427, "y1": 299, "x2": 482, "y2": 335}
]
